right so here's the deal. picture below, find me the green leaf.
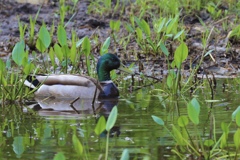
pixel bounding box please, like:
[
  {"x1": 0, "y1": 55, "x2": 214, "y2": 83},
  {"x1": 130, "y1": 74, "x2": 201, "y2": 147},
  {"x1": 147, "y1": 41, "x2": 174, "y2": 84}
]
[
  {"x1": 76, "y1": 37, "x2": 85, "y2": 48},
  {"x1": 204, "y1": 139, "x2": 214, "y2": 147},
  {"x1": 159, "y1": 42, "x2": 169, "y2": 56},
  {"x1": 152, "y1": 115, "x2": 164, "y2": 126},
  {"x1": 13, "y1": 136, "x2": 25, "y2": 155},
  {"x1": 178, "y1": 116, "x2": 189, "y2": 127},
  {"x1": 95, "y1": 116, "x2": 106, "y2": 135},
  {"x1": 174, "y1": 29, "x2": 184, "y2": 40},
  {"x1": 110, "y1": 20, "x2": 121, "y2": 32},
  {"x1": 23, "y1": 63, "x2": 35, "y2": 75},
  {"x1": 236, "y1": 111, "x2": 240, "y2": 127},
  {"x1": 0, "y1": 58, "x2": 6, "y2": 73},
  {"x1": 141, "y1": 19, "x2": 151, "y2": 36},
  {"x1": 82, "y1": 36, "x2": 91, "y2": 56},
  {"x1": 120, "y1": 149, "x2": 129, "y2": 160},
  {"x1": 174, "y1": 42, "x2": 188, "y2": 69},
  {"x1": 49, "y1": 47, "x2": 55, "y2": 66},
  {"x1": 157, "y1": 18, "x2": 166, "y2": 33},
  {"x1": 36, "y1": 38, "x2": 46, "y2": 52},
  {"x1": 136, "y1": 27, "x2": 143, "y2": 42},
  {"x1": 54, "y1": 152, "x2": 66, "y2": 160},
  {"x1": 57, "y1": 25, "x2": 67, "y2": 46},
  {"x1": 54, "y1": 44, "x2": 63, "y2": 61},
  {"x1": 187, "y1": 98, "x2": 200, "y2": 125},
  {"x1": 234, "y1": 128, "x2": 240, "y2": 150},
  {"x1": 100, "y1": 37, "x2": 111, "y2": 55},
  {"x1": 12, "y1": 40, "x2": 25, "y2": 66},
  {"x1": 38, "y1": 25, "x2": 51, "y2": 49},
  {"x1": 72, "y1": 134, "x2": 83, "y2": 157},
  {"x1": 106, "y1": 106, "x2": 118, "y2": 131},
  {"x1": 232, "y1": 106, "x2": 240, "y2": 121}
]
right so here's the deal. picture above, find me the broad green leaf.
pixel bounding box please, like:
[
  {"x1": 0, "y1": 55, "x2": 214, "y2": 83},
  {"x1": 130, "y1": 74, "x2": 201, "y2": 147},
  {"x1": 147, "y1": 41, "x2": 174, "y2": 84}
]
[
  {"x1": 94, "y1": 116, "x2": 106, "y2": 135},
  {"x1": 234, "y1": 128, "x2": 240, "y2": 150},
  {"x1": 61, "y1": 45, "x2": 70, "y2": 58},
  {"x1": 100, "y1": 37, "x2": 110, "y2": 55},
  {"x1": 82, "y1": 37, "x2": 91, "y2": 56},
  {"x1": 187, "y1": 98, "x2": 200, "y2": 125},
  {"x1": 204, "y1": 139, "x2": 214, "y2": 147},
  {"x1": 120, "y1": 149, "x2": 129, "y2": 160},
  {"x1": 152, "y1": 115, "x2": 164, "y2": 126},
  {"x1": 178, "y1": 116, "x2": 189, "y2": 127},
  {"x1": 54, "y1": 152, "x2": 66, "y2": 160},
  {"x1": 12, "y1": 40, "x2": 25, "y2": 66},
  {"x1": 36, "y1": 38, "x2": 46, "y2": 52},
  {"x1": 54, "y1": 44, "x2": 63, "y2": 61},
  {"x1": 23, "y1": 63, "x2": 35, "y2": 75},
  {"x1": 106, "y1": 106, "x2": 118, "y2": 131},
  {"x1": 38, "y1": 25, "x2": 51, "y2": 49},
  {"x1": 174, "y1": 42, "x2": 188, "y2": 69},
  {"x1": 57, "y1": 25, "x2": 67, "y2": 46},
  {"x1": 72, "y1": 134, "x2": 83, "y2": 156},
  {"x1": 166, "y1": 15, "x2": 178, "y2": 34},
  {"x1": 13, "y1": 136, "x2": 25, "y2": 155}
]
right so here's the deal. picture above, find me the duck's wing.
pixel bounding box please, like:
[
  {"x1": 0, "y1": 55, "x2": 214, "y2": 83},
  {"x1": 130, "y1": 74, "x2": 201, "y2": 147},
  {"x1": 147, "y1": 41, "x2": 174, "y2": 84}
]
[{"x1": 25, "y1": 74, "x2": 102, "y2": 91}]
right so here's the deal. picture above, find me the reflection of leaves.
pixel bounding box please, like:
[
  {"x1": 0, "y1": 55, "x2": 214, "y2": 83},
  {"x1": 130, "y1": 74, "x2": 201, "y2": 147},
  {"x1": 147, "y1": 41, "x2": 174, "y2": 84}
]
[
  {"x1": 13, "y1": 136, "x2": 25, "y2": 156},
  {"x1": 54, "y1": 152, "x2": 66, "y2": 160}
]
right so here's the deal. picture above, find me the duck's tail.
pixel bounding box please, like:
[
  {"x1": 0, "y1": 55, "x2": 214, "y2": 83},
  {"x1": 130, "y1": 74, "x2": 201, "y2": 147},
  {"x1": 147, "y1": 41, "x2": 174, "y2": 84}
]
[{"x1": 24, "y1": 75, "x2": 41, "y2": 89}]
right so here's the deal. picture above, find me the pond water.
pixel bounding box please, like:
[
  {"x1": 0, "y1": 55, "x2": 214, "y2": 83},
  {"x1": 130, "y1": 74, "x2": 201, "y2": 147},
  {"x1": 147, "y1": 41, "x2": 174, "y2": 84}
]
[{"x1": 0, "y1": 79, "x2": 239, "y2": 159}]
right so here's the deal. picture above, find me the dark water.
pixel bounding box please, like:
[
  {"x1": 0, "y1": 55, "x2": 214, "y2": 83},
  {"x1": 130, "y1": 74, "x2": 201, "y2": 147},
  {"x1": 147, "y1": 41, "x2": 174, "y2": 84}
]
[{"x1": 0, "y1": 79, "x2": 239, "y2": 159}]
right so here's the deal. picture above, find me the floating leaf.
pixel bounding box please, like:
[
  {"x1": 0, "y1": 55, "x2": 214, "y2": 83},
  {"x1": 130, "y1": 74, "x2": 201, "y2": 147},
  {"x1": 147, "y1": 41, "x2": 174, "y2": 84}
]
[
  {"x1": 152, "y1": 115, "x2": 164, "y2": 126},
  {"x1": 95, "y1": 116, "x2": 106, "y2": 135},
  {"x1": 106, "y1": 106, "x2": 118, "y2": 131}
]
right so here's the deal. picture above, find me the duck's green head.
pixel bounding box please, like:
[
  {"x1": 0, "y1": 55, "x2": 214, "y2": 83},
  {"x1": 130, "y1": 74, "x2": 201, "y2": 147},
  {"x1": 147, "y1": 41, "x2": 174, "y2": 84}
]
[{"x1": 97, "y1": 53, "x2": 120, "y2": 81}]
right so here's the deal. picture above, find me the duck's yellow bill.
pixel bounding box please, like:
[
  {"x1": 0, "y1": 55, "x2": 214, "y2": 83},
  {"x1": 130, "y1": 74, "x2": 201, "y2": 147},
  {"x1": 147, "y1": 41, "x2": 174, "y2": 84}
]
[{"x1": 118, "y1": 63, "x2": 134, "y2": 74}]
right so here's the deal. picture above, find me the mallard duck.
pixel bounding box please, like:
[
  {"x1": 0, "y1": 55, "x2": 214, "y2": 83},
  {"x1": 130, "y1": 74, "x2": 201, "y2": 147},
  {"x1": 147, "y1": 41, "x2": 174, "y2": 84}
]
[{"x1": 24, "y1": 53, "x2": 130, "y2": 99}]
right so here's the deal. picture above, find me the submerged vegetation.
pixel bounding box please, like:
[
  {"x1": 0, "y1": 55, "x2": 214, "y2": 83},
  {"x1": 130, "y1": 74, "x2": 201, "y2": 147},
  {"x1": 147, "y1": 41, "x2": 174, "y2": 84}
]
[{"x1": 1, "y1": 0, "x2": 240, "y2": 159}]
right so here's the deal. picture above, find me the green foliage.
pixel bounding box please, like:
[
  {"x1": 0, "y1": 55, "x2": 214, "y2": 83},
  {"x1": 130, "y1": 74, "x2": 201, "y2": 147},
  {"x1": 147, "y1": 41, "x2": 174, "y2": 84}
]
[
  {"x1": 36, "y1": 25, "x2": 51, "y2": 52},
  {"x1": 120, "y1": 149, "x2": 129, "y2": 160},
  {"x1": 94, "y1": 116, "x2": 106, "y2": 135},
  {"x1": 54, "y1": 152, "x2": 66, "y2": 160},
  {"x1": 106, "y1": 106, "x2": 118, "y2": 131},
  {"x1": 187, "y1": 98, "x2": 200, "y2": 125},
  {"x1": 72, "y1": 134, "x2": 83, "y2": 157},
  {"x1": 100, "y1": 37, "x2": 111, "y2": 55}
]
